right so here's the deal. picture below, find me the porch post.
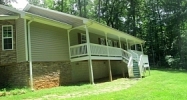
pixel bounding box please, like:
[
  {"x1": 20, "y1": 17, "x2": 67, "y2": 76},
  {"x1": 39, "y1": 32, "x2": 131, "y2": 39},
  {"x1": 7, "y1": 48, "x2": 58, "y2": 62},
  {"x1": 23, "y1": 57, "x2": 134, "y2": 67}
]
[
  {"x1": 67, "y1": 30, "x2": 71, "y2": 59},
  {"x1": 105, "y1": 32, "x2": 112, "y2": 81},
  {"x1": 85, "y1": 25, "x2": 94, "y2": 84},
  {"x1": 119, "y1": 36, "x2": 125, "y2": 77},
  {"x1": 140, "y1": 43, "x2": 144, "y2": 54},
  {"x1": 118, "y1": 36, "x2": 122, "y2": 48},
  {"x1": 134, "y1": 41, "x2": 137, "y2": 50},
  {"x1": 126, "y1": 39, "x2": 129, "y2": 50}
]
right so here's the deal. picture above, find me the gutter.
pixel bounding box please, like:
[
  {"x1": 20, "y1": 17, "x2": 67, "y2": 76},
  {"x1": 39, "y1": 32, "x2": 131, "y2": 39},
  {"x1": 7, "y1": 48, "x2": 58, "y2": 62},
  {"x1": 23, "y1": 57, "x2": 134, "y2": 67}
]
[{"x1": 27, "y1": 18, "x2": 34, "y2": 90}]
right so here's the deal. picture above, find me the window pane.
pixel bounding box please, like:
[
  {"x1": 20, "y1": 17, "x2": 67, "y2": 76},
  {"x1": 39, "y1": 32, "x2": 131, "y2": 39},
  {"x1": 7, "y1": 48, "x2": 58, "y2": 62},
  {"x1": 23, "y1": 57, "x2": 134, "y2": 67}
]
[
  {"x1": 81, "y1": 34, "x2": 86, "y2": 43},
  {"x1": 4, "y1": 38, "x2": 12, "y2": 49},
  {"x1": 3, "y1": 26, "x2": 12, "y2": 37},
  {"x1": 3, "y1": 31, "x2": 8, "y2": 37},
  {"x1": 8, "y1": 32, "x2": 12, "y2": 37},
  {"x1": 7, "y1": 26, "x2": 11, "y2": 30}
]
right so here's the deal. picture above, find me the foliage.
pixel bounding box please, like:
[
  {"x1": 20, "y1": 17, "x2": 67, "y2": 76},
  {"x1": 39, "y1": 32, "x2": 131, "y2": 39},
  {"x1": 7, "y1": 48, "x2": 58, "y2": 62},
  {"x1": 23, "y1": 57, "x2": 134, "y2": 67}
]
[{"x1": 0, "y1": 0, "x2": 16, "y2": 5}]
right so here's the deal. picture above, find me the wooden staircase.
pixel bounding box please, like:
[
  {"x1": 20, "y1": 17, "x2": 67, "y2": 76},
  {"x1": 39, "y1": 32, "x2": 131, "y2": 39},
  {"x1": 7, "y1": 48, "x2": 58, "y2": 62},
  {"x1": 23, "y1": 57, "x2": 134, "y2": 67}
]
[
  {"x1": 133, "y1": 60, "x2": 141, "y2": 78},
  {"x1": 122, "y1": 49, "x2": 150, "y2": 78}
]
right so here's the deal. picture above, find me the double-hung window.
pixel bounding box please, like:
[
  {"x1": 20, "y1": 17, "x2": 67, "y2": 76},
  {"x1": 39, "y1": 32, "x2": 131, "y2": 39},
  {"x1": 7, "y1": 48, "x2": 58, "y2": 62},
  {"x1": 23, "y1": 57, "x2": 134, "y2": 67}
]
[
  {"x1": 108, "y1": 39, "x2": 113, "y2": 46},
  {"x1": 81, "y1": 33, "x2": 86, "y2": 43},
  {"x1": 2, "y1": 25, "x2": 13, "y2": 50},
  {"x1": 113, "y1": 41, "x2": 118, "y2": 47},
  {"x1": 99, "y1": 38, "x2": 105, "y2": 45}
]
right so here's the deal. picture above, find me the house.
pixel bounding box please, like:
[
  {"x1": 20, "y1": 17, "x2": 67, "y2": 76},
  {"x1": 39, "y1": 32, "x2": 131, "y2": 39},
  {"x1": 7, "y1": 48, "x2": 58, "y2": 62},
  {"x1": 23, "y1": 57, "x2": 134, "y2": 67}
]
[{"x1": 0, "y1": 4, "x2": 149, "y2": 90}]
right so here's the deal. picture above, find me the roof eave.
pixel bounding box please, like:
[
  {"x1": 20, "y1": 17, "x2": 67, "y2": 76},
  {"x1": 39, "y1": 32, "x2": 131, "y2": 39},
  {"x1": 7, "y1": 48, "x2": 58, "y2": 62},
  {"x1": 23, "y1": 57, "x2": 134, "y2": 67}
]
[
  {"x1": 0, "y1": 5, "x2": 25, "y2": 18},
  {"x1": 25, "y1": 12, "x2": 72, "y2": 29}
]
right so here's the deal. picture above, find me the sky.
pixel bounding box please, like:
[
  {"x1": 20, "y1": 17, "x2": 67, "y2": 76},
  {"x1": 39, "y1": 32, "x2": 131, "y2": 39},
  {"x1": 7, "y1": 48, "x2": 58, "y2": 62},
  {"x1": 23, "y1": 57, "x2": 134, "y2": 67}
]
[{"x1": 12, "y1": 0, "x2": 28, "y2": 9}]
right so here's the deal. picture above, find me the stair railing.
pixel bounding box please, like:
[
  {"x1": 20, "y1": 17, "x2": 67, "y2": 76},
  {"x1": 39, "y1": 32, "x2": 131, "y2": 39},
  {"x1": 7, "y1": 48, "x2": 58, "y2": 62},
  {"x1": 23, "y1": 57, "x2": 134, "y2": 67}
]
[
  {"x1": 122, "y1": 50, "x2": 134, "y2": 77},
  {"x1": 128, "y1": 50, "x2": 139, "y2": 62},
  {"x1": 138, "y1": 55, "x2": 144, "y2": 77},
  {"x1": 121, "y1": 50, "x2": 131, "y2": 63}
]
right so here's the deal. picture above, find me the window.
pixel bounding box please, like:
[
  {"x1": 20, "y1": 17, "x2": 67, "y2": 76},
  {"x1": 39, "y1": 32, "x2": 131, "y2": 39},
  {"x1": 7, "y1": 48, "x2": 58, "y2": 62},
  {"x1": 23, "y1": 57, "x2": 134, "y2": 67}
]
[
  {"x1": 123, "y1": 43, "x2": 127, "y2": 50},
  {"x1": 81, "y1": 33, "x2": 86, "y2": 43},
  {"x1": 108, "y1": 39, "x2": 113, "y2": 46},
  {"x1": 113, "y1": 41, "x2": 118, "y2": 47},
  {"x1": 99, "y1": 38, "x2": 105, "y2": 45},
  {"x1": 2, "y1": 25, "x2": 13, "y2": 50}
]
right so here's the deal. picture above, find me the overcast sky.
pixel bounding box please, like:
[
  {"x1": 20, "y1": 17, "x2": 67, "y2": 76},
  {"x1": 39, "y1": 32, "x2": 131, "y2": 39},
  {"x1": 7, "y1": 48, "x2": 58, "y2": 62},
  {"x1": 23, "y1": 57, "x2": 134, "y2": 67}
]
[{"x1": 12, "y1": 0, "x2": 28, "y2": 9}]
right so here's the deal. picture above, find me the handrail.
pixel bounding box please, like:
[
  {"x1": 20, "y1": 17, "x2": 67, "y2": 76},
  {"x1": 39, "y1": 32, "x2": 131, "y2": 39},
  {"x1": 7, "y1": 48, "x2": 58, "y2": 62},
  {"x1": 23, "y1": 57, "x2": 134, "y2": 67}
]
[
  {"x1": 70, "y1": 43, "x2": 87, "y2": 48},
  {"x1": 128, "y1": 56, "x2": 133, "y2": 68},
  {"x1": 128, "y1": 50, "x2": 139, "y2": 62},
  {"x1": 122, "y1": 49, "x2": 131, "y2": 60},
  {"x1": 138, "y1": 55, "x2": 144, "y2": 77}
]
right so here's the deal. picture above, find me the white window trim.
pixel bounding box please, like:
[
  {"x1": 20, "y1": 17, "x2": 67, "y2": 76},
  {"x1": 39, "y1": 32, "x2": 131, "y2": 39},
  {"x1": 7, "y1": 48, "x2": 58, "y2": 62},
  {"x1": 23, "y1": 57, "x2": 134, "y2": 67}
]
[
  {"x1": 108, "y1": 39, "x2": 113, "y2": 46},
  {"x1": 100, "y1": 38, "x2": 105, "y2": 45},
  {"x1": 81, "y1": 33, "x2": 86, "y2": 44},
  {"x1": 2, "y1": 25, "x2": 13, "y2": 50}
]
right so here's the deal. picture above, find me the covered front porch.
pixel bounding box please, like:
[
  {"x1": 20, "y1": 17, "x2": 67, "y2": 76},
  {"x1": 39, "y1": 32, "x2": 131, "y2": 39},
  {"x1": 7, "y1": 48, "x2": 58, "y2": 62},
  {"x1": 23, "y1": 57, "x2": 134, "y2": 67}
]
[
  {"x1": 67, "y1": 21, "x2": 146, "y2": 84},
  {"x1": 68, "y1": 24, "x2": 144, "y2": 62}
]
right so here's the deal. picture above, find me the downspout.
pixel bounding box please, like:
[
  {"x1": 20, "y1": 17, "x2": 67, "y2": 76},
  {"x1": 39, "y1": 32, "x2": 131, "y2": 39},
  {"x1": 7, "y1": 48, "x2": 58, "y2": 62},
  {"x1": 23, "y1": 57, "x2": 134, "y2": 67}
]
[{"x1": 27, "y1": 19, "x2": 34, "y2": 90}]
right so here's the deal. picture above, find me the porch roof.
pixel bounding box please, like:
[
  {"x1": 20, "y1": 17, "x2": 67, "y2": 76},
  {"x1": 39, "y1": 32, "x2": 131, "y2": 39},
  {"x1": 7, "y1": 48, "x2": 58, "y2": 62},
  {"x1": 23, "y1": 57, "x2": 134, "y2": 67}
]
[
  {"x1": 22, "y1": 4, "x2": 145, "y2": 44},
  {"x1": 86, "y1": 20, "x2": 145, "y2": 44}
]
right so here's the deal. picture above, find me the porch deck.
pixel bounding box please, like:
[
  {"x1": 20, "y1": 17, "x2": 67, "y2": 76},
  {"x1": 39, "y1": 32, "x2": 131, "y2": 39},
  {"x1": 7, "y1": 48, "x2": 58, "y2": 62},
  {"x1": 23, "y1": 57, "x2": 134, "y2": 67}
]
[{"x1": 70, "y1": 43, "x2": 132, "y2": 62}]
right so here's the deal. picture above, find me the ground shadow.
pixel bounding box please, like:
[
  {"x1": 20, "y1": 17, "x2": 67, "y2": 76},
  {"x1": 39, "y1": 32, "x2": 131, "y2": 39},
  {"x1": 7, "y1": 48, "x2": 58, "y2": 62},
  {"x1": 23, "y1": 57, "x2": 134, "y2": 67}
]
[{"x1": 62, "y1": 75, "x2": 124, "y2": 87}]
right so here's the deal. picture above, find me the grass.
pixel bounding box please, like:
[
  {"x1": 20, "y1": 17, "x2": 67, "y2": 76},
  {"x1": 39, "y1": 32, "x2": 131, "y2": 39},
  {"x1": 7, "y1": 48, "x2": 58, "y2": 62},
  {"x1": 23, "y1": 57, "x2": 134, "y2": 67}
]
[{"x1": 1, "y1": 69, "x2": 187, "y2": 100}]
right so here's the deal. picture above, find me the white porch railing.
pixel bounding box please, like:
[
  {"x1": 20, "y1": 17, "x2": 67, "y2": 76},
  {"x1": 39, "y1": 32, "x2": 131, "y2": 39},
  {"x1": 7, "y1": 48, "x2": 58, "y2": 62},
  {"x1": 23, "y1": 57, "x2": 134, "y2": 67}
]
[
  {"x1": 70, "y1": 43, "x2": 123, "y2": 58},
  {"x1": 70, "y1": 43, "x2": 88, "y2": 58},
  {"x1": 108, "y1": 46, "x2": 122, "y2": 56},
  {"x1": 90, "y1": 43, "x2": 108, "y2": 56},
  {"x1": 128, "y1": 50, "x2": 140, "y2": 62},
  {"x1": 122, "y1": 50, "x2": 131, "y2": 63}
]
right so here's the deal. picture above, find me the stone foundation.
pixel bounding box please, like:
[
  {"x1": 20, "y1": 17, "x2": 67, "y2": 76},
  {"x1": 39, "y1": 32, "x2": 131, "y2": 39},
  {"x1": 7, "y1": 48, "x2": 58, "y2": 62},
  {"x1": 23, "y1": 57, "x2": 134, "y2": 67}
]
[
  {"x1": 0, "y1": 61, "x2": 71, "y2": 90},
  {"x1": 32, "y1": 61, "x2": 71, "y2": 90},
  {"x1": 0, "y1": 62, "x2": 29, "y2": 89}
]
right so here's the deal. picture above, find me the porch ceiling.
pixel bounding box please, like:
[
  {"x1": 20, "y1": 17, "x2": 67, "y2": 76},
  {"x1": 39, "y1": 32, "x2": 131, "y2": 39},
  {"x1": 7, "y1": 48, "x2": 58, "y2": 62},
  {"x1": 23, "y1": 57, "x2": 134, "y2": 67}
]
[{"x1": 87, "y1": 21, "x2": 145, "y2": 44}]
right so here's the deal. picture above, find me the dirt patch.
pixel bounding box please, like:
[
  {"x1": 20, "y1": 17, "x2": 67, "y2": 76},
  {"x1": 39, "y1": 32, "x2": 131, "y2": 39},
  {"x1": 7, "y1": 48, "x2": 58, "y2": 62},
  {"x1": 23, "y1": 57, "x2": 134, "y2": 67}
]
[{"x1": 29, "y1": 78, "x2": 140, "y2": 100}]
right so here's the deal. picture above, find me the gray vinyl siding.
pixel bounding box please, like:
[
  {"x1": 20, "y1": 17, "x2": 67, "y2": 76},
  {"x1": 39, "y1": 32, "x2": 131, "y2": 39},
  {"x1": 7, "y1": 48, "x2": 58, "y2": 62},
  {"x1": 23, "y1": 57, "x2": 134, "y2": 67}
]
[
  {"x1": 69, "y1": 29, "x2": 85, "y2": 46},
  {"x1": 30, "y1": 22, "x2": 69, "y2": 61},
  {"x1": 16, "y1": 18, "x2": 27, "y2": 62},
  {"x1": 70, "y1": 30, "x2": 105, "y2": 46},
  {"x1": 90, "y1": 33, "x2": 105, "y2": 44}
]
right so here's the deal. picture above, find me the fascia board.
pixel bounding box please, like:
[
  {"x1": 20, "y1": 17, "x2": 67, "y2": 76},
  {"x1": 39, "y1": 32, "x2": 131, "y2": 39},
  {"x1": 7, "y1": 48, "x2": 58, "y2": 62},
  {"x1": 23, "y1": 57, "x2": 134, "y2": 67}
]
[
  {"x1": 0, "y1": 15, "x2": 19, "y2": 20},
  {"x1": 0, "y1": 5, "x2": 25, "y2": 18},
  {"x1": 25, "y1": 13, "x2": 72, "y2": 29}
]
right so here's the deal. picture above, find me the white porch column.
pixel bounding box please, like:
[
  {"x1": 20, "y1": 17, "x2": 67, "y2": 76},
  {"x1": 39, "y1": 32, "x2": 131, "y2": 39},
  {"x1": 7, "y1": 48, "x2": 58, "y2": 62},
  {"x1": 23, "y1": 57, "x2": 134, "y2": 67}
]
[
  {"x1": 118, "y1": 36, "x2": 125, "y2": 77},
  {"x1": 105, "y1": 32, "x2": 112, "y2": 81},
  {"x1": 118, "y1": 36, "x2": 122, "y2": 48},
  {"x1": 134, "y1": 41, "x2": 137, "y2": 51},
  {"x1": 126, "y1": 39, "x2": 129, "y2": 50},
  {"x1": 85, "y1": 25, "x2": 94, "y2": 84},
  {"x1": 67, "y1": 30, "x2": 71, "y2": 59},
  {"x1": 140, "y1": 43, "x2": 144, "y2": 54}
]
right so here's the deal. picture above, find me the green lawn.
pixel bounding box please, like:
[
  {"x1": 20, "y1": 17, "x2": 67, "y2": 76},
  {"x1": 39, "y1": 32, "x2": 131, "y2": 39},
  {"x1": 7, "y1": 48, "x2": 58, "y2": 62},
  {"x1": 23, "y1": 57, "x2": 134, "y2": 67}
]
[{"x1": 1, "y1": 69, "x2": 187, "y2": 100}]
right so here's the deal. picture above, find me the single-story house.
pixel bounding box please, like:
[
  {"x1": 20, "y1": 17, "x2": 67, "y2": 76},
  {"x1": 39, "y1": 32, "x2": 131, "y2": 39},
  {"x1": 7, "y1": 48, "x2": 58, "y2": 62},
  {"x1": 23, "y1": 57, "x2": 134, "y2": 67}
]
[{"x1": 0, "y1": 4, "x2": 149, "y2": 90}]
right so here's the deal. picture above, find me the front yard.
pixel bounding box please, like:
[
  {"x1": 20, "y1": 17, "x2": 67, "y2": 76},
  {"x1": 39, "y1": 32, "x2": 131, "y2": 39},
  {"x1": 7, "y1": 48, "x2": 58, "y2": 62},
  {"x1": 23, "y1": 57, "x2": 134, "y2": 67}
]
[{"x1": 1, "y1": 69, "x2": 187, "y2": 100}]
